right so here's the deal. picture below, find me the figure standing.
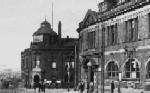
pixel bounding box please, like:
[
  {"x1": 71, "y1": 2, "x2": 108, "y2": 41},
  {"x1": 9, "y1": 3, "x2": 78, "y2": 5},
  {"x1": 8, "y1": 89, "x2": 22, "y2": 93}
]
[
  {"x1": 111, "y1": 81, "x2": 115, "y2": 93},
  {"x1": 79, "y1": 81, "x2": 85, "y2": 93}
]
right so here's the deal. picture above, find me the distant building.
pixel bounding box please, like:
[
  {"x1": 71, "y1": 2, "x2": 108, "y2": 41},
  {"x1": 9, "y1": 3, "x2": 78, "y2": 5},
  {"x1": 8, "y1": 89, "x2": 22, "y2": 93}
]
[
  {"x1": 77, "y1": 0, "x2": 150, "y2": 92},
  {"x1": 21, "y1": 19, "x2": 79, "y2": 88}
]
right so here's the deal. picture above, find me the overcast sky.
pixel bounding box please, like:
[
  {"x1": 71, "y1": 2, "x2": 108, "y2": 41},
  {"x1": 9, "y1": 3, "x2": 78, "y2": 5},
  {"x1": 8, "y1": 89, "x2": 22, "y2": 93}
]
[{"x1": 0, "y1": 0, "x2": 103, "y2": 71}]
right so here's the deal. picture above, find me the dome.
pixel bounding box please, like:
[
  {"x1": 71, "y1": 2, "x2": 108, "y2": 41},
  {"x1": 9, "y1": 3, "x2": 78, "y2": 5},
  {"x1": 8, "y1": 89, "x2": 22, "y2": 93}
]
[{"x1": 33, "y1": 20, "x2": 57, "y2": 36}]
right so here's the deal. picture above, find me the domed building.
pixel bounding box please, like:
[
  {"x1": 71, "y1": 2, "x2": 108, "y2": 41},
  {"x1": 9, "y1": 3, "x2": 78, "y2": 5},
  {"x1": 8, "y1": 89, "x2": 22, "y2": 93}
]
[{"x1": 21, "y1": 20, "x2": 79, "y2": 88}]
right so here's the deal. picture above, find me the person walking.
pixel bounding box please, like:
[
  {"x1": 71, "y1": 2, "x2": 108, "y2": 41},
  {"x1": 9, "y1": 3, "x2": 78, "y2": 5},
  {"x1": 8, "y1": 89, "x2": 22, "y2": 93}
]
[
  {"x1": 111, "y1": 81, "x2": 115, "y2": 93},
  {"x1": 41, "y1": 81, "x2": 45, "y2": 93},
  {"x1": 79, "y1": 81, "x2": 85, "y2": 93}
]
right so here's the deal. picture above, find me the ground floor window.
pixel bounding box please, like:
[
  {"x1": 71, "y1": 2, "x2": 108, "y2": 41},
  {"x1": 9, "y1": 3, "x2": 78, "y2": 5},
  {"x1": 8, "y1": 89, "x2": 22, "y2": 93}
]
[
  {"x1": 146, "y1": 61, "x2": 150, "y2": 78},
  {"x1": 124, "y1": 59, "x2": 140, "y2": 78},
  {"x1": 106, "y1": 61, "x2": 119, "y2": 78}
]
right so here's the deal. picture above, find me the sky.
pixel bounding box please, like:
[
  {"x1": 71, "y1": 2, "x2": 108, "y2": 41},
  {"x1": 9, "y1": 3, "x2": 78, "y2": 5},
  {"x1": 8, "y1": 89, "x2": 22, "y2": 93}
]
[{"x1": 0, "y1": 0, "x2": 103, "y2": 71}]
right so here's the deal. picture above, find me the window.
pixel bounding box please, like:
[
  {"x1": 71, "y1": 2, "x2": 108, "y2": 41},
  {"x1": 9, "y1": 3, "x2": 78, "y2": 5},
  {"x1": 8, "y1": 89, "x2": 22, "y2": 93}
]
[
  {"x1": 146, "y1": 61, "x2": 150, "y2": 78},
  {"x1": 125, "y1": 18, "x2": 138, "y2": 42},
  {"x1": 124, "y1": 59, "x2": 140, "y2": 78},
  {"x1": 88, "y1": 31, "x2": 96, "y2": 49},
  {"x1": 149, "y1": 13, "x2": 150, "y2": 38},
  {"x1": 106, "y1": 61, "x2": 119, "y2": 78},
  {"x1": 51, "y1": 56, "x2": 56, "y2": 69},
  {"x1": 33, "y1": 35, "x2": 43, "y2": 42},
  {"x1": 79, "y1": 33, "x2": 83, "y2": 52},
  {"x1": 52, "y1": 62, "x2": 56, "y2": 68},
  {"x1": 107, "y1": 24, "x2": 118, "y2": 45},
  {"x1": 111, "y1": 25, "x2": 115, "y2": 45}
]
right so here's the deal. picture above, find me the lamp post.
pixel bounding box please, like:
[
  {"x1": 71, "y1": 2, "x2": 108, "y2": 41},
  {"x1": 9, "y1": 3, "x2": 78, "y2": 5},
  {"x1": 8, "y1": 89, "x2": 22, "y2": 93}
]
[
  {"x1": 67, "y1": 61, "x2": 70, "y2": 92},
  {"x1": 101, "y1": 27, "x2": 105, "y2": 93},
  {"x1": 87, "y1": 61, "x2": 92, "y2": 93},
  {"x1": 118, "y1": 72, "x2": 122, "y2": 93},
  {"x1": 97, "y1": 67, "x2": 101, "y2": 93}
]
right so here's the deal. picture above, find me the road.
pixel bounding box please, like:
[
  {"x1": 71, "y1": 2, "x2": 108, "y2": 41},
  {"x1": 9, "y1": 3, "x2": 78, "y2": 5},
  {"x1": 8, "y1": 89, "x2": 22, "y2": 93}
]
[
  {"x1": 0, "y1": 88, "x2": 150, "y2": 93},
  {"x1": 0, "y1": 88, "x2": 79, "y2": 93}
]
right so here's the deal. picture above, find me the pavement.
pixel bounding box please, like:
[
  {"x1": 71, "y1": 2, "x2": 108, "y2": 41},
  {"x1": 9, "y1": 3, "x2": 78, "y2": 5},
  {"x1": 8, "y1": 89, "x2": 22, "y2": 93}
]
[{"x1": 0, "y1": 88, "x2": 150, "y2": 93}]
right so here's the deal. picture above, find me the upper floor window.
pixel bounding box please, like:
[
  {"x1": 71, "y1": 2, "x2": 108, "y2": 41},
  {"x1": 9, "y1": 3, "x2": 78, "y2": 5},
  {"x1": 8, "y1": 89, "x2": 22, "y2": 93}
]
[
  {"x1": 149, "y1": 13, "x2": 150, "y2": 38},
  {"x1": 125, "y1": 18, "x2": 138, "y2": 42},
  {"x1": 33, "y1": 35, "x2": 43, "y2": 42},
  {"x1": 88, "y1": 31, "x2": 96, "y2": 49},
  {"x1": 107, "y1": 24, "x2": 118, "y2": 46}
]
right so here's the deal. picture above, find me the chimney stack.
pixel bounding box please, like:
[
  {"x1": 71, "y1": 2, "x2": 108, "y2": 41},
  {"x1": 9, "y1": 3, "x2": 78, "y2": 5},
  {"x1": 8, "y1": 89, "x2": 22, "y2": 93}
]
[{"x1": 58, "y1": 21, "x2": 61, "y2": 38}]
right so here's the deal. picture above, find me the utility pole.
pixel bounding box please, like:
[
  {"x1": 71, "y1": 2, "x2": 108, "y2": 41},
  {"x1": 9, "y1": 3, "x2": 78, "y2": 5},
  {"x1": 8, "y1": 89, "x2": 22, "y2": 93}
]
[
  {"x1": 101, "y1": 27, "x2": 105, "y2": 93},
  {"x1": 74, "y1": 44, "x2": 77, "y2": 89}
]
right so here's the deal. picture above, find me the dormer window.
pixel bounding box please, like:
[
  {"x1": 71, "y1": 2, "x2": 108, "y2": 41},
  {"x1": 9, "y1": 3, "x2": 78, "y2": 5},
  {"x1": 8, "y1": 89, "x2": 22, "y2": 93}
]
[{"x1": 33, "y1": 35, "x2": 43, "y2": 42}]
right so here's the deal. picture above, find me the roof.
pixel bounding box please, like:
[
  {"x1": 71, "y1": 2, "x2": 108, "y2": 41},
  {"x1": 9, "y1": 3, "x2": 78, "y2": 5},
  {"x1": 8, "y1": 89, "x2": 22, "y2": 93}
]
[{"x1": 33, "y1": 20, "x2": 57, "y2": 36}]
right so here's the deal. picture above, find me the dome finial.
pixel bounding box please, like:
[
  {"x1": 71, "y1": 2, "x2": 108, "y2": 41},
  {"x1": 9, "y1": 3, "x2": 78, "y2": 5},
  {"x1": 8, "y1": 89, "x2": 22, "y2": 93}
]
[{"x1": 45, "y1": 16, "x2": 47, "y2": 21}]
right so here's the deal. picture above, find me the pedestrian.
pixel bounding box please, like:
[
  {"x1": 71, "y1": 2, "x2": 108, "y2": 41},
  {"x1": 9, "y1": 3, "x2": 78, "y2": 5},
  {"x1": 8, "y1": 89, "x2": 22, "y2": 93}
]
[
  {"x1": 79, "y1": 81, "x2": 85, "y2": 93},
  {"x1": 38, "y1": 82, "x2": 41, "y2": 92},
  {"x1": 41, "y1": 81, "x2": 45, "y2": 92},
  {"x1": 111, "y1": 81, "x2": 115, "y2": 93}
]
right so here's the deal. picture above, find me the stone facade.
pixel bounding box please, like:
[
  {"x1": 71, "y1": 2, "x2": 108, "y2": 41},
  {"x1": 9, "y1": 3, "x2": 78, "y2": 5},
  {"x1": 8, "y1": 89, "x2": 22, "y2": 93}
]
[
  {"x1": 21, "y1": 20, "x2": 79, "y2": 88},
  {"x1": 77, "y1": 0, "x2": 150, "y2": 92}
]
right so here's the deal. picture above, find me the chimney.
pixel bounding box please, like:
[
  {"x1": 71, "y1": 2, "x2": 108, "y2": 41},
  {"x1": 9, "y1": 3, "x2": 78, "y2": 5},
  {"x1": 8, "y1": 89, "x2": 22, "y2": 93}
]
[{"x1": 58, "y1": 21, "x2": 61, "y2": 38}]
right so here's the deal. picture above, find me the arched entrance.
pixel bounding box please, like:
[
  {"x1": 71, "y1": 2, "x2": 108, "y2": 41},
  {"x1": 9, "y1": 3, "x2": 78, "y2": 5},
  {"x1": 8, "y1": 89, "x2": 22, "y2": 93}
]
[
  {"x1": 33, "y1": 75, "x2": 40, "y2": 83},
  {"x1": 124, "y1": 59, "x2": 140, "y2": 79},
  {"x1": 106, "y1": 61, "x2": 119, "y2": 79}
]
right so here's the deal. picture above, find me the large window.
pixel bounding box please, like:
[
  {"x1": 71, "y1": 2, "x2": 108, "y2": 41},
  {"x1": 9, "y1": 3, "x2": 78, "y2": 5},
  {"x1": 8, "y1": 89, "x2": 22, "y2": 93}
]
[
  {"x1": 149, "y1": 13, "x2": 150, "y2": 38},
  {"x1": 107, "y1": 24, "x2": 118, "y2": 46},
  {"x1": 125, "y1": 18, "x2": 138, "y2": 42},
  {"x1": 146, "y1": 61, "x2": 150, "y2": 78},
  {"x1": 124, "y1": 59, "x2": 140, "y2": 78},
  {"x1": 106, "y1": 61, "x2": 119, "y2": 78},
  {"x1": 88, "y1": 31, "x2": 96, "y2": 49}
]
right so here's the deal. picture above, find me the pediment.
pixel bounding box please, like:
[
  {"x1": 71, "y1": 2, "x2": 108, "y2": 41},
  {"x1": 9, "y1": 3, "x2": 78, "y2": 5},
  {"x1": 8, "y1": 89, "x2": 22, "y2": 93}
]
[{"x1": 82, "y1": 9, "x2": 98, "y2": 27}]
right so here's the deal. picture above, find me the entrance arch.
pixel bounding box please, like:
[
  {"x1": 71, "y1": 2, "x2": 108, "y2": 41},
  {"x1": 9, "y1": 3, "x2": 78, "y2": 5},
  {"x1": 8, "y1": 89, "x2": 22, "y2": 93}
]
[
  {"x1": 123, "y1": 58, "x2": 140, "y2": 79},
  {"x1": 106, "y1": 61, "x2": 119, "y2": 79},
  {"x1": 33, "y1": 75, "x2": 40, "y2": 83}
]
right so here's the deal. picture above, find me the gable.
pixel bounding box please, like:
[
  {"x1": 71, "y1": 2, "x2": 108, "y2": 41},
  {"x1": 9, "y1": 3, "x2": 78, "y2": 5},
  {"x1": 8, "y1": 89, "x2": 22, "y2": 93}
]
[{"x1": 82, "y1": 9, "x2": 98, "y2": 27}]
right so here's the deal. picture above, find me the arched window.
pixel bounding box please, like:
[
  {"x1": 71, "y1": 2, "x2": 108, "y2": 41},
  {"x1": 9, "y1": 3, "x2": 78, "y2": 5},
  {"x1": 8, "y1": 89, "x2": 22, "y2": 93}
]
[
  {"x1": 124, "y1": 59, "x2": 140, "y2": 78},
  {"x1": 146, "y1": 61, "x2": 150, "y2": 78},
  {"x1": 106, "y1": 61, "x2": 119, "y2": 78}
]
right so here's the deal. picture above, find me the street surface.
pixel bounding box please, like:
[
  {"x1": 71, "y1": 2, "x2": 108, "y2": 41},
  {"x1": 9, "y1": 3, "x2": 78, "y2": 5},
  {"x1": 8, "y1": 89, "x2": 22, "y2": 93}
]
[
  {"x1": 0, "y1": 88, "x2": 150, "y2": 93},
  {"x1": 0, "y1": 88, "x2": 79, "y2": 93}
]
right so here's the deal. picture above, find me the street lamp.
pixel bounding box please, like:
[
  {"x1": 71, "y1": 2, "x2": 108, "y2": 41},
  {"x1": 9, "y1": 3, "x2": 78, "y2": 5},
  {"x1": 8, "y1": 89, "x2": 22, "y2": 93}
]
[
  {"x1": 67, "y1": 62, "x2": 70, "y2": 92},
  {"x1": 97, "y1": 67, "x2": 101, "y2": 93},
  {"x1": 87, "y1": 61, "x2": 92, "y2": 93},
  {"x1": 118, "y1": 72, "x2": 122, "y2": 93}
]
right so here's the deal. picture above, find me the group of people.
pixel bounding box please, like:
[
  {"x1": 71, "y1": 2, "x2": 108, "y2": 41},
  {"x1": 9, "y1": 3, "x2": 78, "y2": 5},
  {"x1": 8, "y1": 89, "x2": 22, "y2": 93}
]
[
  {"x1": 77, "y1": 81, "x2": 115, "y2": 93},
  {"x1": 33, "y1": 80, "x2": 45, "y2": 92}
]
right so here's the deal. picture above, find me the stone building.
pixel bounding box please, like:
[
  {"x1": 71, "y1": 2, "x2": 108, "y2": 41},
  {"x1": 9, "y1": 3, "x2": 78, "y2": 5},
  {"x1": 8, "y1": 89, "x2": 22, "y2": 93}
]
[
  {"x1": 21, "y1": 20, "x2": 79, "y2": 88},
  {"x1": 77, "y1": 0, "x2": 150, "y2": 92}
]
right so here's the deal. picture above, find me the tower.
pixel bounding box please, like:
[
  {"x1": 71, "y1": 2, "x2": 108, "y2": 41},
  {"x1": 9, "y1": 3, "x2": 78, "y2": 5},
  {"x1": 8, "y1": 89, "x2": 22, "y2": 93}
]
[{"x1": 58, "y1": 21, "x2": 62, "y2": 38}]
